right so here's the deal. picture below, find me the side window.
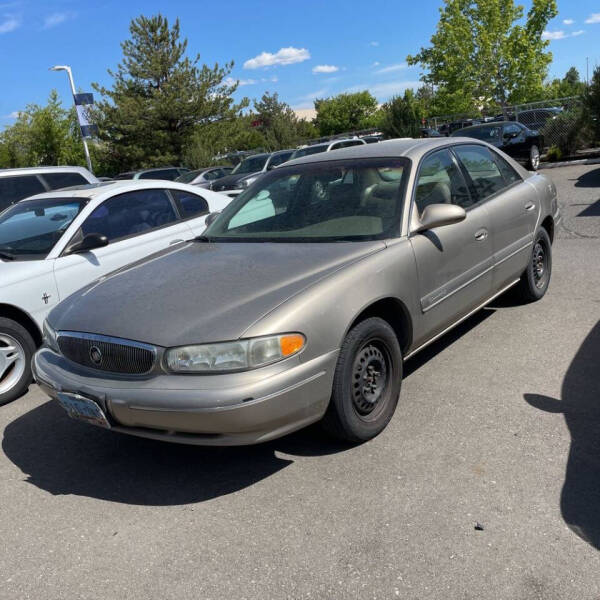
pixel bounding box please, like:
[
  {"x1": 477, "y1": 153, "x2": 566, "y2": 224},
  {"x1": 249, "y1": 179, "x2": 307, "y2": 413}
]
[
  {"x1": 503, "y1": 123, "x2": 522, "y2": 138},
  {"x1": 80, "y1": 189, "x2": 176, "y2": 242},
  {"x1": 203, "y1": 169, "x2": 219, "y2": 181},
  {"x1": 268, "y1": 152, "x2": 292, "y2": 168},
  {"x1": 453, "y1": 145, "x2": 506, "y2": 203},
  {"x1": 0, "y1": 175, "x2": 46, "y2": 210},
  {"x1": 490, "y1": 151, "x2": 522, "y2": 186},
  {"x1": 171, "y1": 189, "x2": 209, "y2": 219},
  {"x1": 415, "y1": 149, "x2": 472, "y2": 214},
  {"x1": 42, "y1": 172, "x2": 88, "y2": 189}
]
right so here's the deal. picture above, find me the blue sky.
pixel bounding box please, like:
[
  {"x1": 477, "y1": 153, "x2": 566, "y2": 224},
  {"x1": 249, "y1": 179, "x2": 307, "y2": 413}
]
[{"x1": 1, "y1": 0, "x2": 599, "y2": 127}]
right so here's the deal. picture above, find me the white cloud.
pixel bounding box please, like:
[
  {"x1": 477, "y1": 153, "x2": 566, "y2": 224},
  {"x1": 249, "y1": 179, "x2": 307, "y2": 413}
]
[
  {"x1": 369, "y1": 41, "x2": 379, "y2": 47},
  {"x1": 345, "y1": 80, "x2": 422, "y2": 100},
  {"x1": 563, "y1": 18, "x2": 574, "y2": 25},
  {"x1": 372, "y1": 61, "x2": 380, "y2": 67},
  {"x1": 2, "y1": 110, "x2": 20, "y2": 118},
  {"x1": 243, "y1": 47, "x2": 310, "y2": 69},
  {"x1": 0, "y1": 16, "x2": 19, "y2": 33},
  {"x1": 224, "y1": 77, "x2": 257, "y2": 86},
  {"x1": 312, "y1": 64, "x2": 339, "y2": 74},
  {"x1": 572, "y1": 29, "x2": 585, "y2": 36},
  {"x1": 585, "y1": 13, "x2": 600, "y2": 24},
  {"x1": 375, "y1": 63, "x2": 407, "y2": 75},
  {"x1": 43, "y1": 12, "x2": 72, "y2": 29},
  {"x1": 542, "y1": 30, "x2": 566, "y2": 40}
]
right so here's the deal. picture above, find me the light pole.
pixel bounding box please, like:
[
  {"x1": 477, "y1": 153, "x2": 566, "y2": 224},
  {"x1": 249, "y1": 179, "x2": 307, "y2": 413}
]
[{"x1": 49, "y1": 65, "x2": 93, "y2": 173}]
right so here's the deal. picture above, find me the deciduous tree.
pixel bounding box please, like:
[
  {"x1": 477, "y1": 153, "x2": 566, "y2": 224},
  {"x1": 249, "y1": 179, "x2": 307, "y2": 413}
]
[{"x1": 313, "y1": 91, "x2": 380, "y2": 136}]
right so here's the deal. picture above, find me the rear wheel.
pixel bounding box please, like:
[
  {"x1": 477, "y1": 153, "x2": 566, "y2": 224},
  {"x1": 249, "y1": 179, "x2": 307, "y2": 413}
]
[
  {"x1": 322, "y1": 317, "x2": 402, "y2": 443},
  {"x1": 0, "y1": 317, "x2": 36, "y2": 406},
  {"x1": 528, "y1": 145, "x2": 540, "y2": 170},
  {"x1": 515, "y1": 228, "x2": 552, "y2": 303}
]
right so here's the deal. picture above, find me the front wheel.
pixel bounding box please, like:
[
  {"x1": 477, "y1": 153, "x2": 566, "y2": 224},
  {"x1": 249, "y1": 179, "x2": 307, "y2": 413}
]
[
  {"x1": 322, "y1": 317, "x2": 402, "y2": 443},
  {"x1": 515, "y1": 228, "x2": 552, "y2": 303},
  {"x1": 528, "y1": 145, "x2": 540, "y2": 170},
  {"x1": 0, "y1": 317, "x2": 36, "y2": 406}
]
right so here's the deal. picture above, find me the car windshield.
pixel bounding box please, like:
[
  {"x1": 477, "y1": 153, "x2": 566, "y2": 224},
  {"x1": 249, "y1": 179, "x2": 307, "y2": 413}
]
[
  {"x1": 232, "y1": 155, "x2": 269, "y2": 175},
  {"x1": 0, "y1": 197, "x2": 86, "y2": 260},
  {"x1": 204, "y1": 158, "x2": 409, "y2": 242},
  {"x1": 175, "y1": 170, "x2": 202, "y2": 183},
  {"x1": 291, "y1": 145, "x2": 327, "y2": 160}
]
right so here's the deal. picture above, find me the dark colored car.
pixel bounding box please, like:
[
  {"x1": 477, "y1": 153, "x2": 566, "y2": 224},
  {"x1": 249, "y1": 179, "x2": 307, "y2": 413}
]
[
  {"x1": 451, "y1": 121, "x2": 542, "y2": 170},
  {"x1": 421, "y1": 128, "x2": 442, "y2": 138},
  {"x1": 516, "y1": 108, "x2": 562, "y2": 131},
  {"x1": 175, "y1": 166, "x2": 233, "y2": 189},
  {"x1": 113, "y1": 167, "x2": 190, "y2": 181},
  {"x1": 438, "y1": 120, "x2": 481, "y2": 137}
]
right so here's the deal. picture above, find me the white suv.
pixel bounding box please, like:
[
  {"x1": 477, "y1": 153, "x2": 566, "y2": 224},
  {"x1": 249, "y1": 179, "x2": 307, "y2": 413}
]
[{"x1": 0, "y1": 166, "x2": 98, "y2": 213}]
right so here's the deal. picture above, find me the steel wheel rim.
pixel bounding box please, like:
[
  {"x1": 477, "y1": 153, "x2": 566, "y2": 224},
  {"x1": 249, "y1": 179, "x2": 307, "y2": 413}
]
[
  {"x1": 531, "y1": 146, "x2": 540, "y2": 169},
  {"x1": 0, "y1": 334, "x2": 26, "y2": 395},
  {"x1": 351, "y1": 338, "x2": 391, "y2": 420},
  {"x1": 532, "y1": 241, "x2": 548, "y2": 288}
]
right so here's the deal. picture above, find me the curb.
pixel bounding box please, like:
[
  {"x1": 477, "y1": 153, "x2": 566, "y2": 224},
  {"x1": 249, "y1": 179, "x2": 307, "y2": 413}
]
[{"x1": 539, "y1": 157, "x2": 600, "y2": 169}]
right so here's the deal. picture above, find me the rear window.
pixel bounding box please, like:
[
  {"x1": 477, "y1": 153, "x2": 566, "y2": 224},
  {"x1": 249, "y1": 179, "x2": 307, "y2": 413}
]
[
  {"x1": 41, "y1": 172, "x2": 89, "y2": 190},
  {"x1": 0, "y1": 175, "x2": 47, "y2": 212},
  {"x1": 139, "y1": 169, "x2": 181, "y2": 181}
]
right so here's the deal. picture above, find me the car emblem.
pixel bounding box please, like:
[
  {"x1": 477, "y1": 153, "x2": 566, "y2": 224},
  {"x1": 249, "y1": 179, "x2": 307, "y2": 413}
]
[{"x1": 89, "y1": 346, "x2": 103, "y2": 366}]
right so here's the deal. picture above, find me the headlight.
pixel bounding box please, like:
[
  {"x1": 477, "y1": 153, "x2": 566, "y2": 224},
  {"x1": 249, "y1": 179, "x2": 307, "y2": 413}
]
[
  {"x1": 236, "y1": 176, "x2": 257, "y2": 189},
  {"x1": 165, "y1": 333, "x2": 305, "y2": 373},
  {"x1": 43, "y1": 320, "x2": 59, "y2": 352}
]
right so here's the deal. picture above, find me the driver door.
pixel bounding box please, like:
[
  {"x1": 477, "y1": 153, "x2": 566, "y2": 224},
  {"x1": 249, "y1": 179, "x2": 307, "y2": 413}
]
[{"x1": 409, "y1": 149, "x2": 494, "y2": 345}]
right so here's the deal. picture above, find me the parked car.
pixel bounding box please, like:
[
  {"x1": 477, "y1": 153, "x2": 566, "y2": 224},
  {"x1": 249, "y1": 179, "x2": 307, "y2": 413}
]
[
  {"x1": 113, "y1": 167, "x2": 190, "y2": 181},
  {"x1": 421, "y1": 128, "x2": 442, "y2": 138},
  {"x1": 438, "y1": 120, "x2": 481, "y2": 136},
  {"x1": 290, "y1": 138, "x2": 367, "y2": 161},
  {"x1": 451, "y1": 121, "x2": 543, "y2": 169},
  {"x1": 360, "y1": 135, "x2": 384, "y2": 144},
  {"x1": 0, "y1": 180, "x2": 232, "y2": 404},
  {"x1": 211, "y1": 150, "x2": 295, "y2": 195},
  {"x1": 516, "y1": 108, "x2": 562, "y2": 131},
  {"x1": 175, "y1": 166, "x2": 233, "y2": 189},
  {"x1": 34, "y1": 138, "x2": 559, "y2": 445},
  {"x1": 0, "y1": 166, "x2": 98, "y2": 213}
]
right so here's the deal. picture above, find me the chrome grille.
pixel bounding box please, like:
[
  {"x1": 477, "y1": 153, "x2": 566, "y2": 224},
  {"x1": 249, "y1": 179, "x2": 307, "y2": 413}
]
[{"x1": 58, "y1": 332, "x2": 156, "y2": 375}]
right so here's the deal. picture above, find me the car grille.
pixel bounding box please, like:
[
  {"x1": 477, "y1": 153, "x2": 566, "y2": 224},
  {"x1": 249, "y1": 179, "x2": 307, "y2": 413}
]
[{"x1": 58, "y1": 333, "x2": 156, "y2": 375}]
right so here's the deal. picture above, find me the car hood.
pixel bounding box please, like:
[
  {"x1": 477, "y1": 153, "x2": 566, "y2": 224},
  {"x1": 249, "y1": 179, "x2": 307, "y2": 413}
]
[{"x1": 49, "y1": 240, "x2": 386, "y2": 347}]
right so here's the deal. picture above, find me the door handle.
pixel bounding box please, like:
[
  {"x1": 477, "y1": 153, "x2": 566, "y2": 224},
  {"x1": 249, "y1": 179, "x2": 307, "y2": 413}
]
[
  {"x1": 524, "y1": 202, "x2": 535, "y2": 211},
  {"x1": 169, "y1": 239, "x2": 184, "y2": 245},
  {"x1": 474, "y1": 229, "x2": 488, "y2": 241}
]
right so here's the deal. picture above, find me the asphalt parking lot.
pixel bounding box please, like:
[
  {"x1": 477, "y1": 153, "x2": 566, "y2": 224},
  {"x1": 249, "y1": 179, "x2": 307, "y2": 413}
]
[{"x1": 1, "y1": 164, "x2": 599, "y2": 600}]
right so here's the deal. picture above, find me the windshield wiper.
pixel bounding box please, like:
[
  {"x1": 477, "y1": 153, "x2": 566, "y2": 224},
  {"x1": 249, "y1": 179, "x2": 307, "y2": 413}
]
[{"x1": 0, "y1": 251, "x2": 15, "y2": 261}]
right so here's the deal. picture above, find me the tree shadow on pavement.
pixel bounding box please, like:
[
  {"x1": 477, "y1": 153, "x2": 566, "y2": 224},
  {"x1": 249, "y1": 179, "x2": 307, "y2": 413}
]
[
  {"x1": 1, "y1": 400, "x2": 350, "y2": 506},
  {"x1": 573, "y1": 166, "x2": 600, "y2": 189},
  {"x1": 524, "y1": 320, "x2": 600, "y2": 550}
]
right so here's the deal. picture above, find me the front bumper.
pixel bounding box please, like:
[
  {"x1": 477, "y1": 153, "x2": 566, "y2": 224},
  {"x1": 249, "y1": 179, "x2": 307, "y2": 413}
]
[{"x1": 32, "y1": 348, "x2": 338, "y2": 446}]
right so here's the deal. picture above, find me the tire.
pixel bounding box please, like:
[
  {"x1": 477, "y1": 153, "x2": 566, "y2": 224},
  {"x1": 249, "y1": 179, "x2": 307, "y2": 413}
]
[
  {"x1": 0, "y1": 317, "x2": 36, "y2": 406},
  {"x1": 527, "y1": 145, "x2": 540, "y2": 170},
  {"x1": 322, "y1": 317, "x2": 402, "y2": 443},
  {"x1": 515, "y1": 228, "x2": 552, "y2": 303}
]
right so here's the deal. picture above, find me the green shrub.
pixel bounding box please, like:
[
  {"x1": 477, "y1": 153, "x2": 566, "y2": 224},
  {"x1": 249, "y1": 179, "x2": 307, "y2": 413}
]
[
  {"x1": 540, "y1": 109, "x2": 591, "y2": 157},
  {"x1": 546, "y1": 145, "x2": 562, "y2": 161}
]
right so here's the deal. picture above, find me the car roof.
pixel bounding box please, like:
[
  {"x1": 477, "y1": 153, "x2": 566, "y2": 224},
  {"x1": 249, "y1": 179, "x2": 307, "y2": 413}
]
[
  {"x1": 0, "y1": 166, "x2": 95, "y2": 178},
  {"x1": 17, "y1": 179, "x2": 208, "y2": 203}
]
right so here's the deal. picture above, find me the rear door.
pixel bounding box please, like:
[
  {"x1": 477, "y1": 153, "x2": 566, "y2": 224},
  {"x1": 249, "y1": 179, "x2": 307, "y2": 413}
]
[
  {"x1": 409, "y1": 148, "x2": 493, "y2": 342},
  {"x1": 53, "y1": 189, "x2": 190, "y2": 300},
  {"x1": 453, "y1": 144, "x2": 538, "y2": 292}
]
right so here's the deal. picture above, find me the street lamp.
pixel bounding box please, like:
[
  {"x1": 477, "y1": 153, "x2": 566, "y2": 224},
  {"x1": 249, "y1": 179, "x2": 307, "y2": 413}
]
[{"x1": 49, "y1": 65, "x2": 93, "y2": 173}]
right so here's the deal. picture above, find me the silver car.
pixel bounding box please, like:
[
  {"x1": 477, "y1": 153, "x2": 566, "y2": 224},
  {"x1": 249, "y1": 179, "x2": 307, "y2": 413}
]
[{"x1": 33, "y1": 138, "x2": 560, "y2": 445}]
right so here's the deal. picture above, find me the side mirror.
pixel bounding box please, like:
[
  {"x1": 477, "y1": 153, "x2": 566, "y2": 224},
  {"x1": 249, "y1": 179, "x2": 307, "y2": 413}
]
[
  {"x1": 66, "y1": 233, "x2": 109, "y2": 254},
  {"x1": 414, "y1": 204, "x2": 466, "y2": 233},
  {"x1": 204, "y1": 211, "x2": 221, "y2": 227}
]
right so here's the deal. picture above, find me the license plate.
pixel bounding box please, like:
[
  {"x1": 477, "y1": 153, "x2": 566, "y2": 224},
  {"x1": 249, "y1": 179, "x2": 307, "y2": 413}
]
[{"x1": 57, "y1": 393, "x2": 111, "y2": 429}]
